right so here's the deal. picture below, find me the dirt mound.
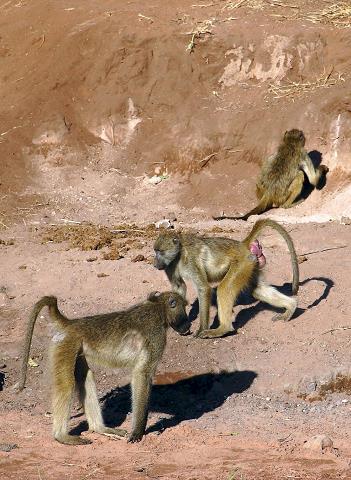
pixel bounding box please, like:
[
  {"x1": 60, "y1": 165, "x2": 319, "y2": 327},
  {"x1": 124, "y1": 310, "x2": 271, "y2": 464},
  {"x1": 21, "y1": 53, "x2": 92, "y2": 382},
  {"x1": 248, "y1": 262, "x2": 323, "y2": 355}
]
[{"x1": 1, "y1": 0, "x2": 351, "y2": 225}]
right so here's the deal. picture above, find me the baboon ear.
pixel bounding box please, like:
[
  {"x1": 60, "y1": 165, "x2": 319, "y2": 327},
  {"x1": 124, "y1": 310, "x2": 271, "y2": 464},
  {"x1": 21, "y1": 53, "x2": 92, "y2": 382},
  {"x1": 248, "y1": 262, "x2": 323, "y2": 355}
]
[
  {"x1": 168, "y1": 297, "x2": 177, "y2": 308},
  {"x1": 148, "y1": 291, "x2": 161, "y2": 302}
]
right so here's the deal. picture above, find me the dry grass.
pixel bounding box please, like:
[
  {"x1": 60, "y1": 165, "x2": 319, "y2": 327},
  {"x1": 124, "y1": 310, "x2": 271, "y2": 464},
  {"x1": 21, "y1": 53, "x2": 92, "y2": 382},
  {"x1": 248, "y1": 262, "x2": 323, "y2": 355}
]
[
  {"x1": 305, "y1": 2, "x2": 351, "y2": 28},
  {"x1": 41, "y1": 223, "x2": 158, "y2": 251},
  {"x1": 268, "y1": 69, "x2": 345, "y2": 101},
  {"x1": 222, "y1": 0, "x2": 298, "y2": 11},
  {"x1": 186, "y1": 18, "x2": 215, "y2": 52}
]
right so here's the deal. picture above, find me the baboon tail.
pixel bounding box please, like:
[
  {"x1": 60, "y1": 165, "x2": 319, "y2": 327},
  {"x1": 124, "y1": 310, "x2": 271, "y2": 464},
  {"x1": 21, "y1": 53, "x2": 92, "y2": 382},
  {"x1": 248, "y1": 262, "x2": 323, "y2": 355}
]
[
  {"x1": 243, "y1": 219, "x2": 299, "y2": 295},
  {"x1": 17, "y1": 296, "x2": 69, "y2": 392},
  {"x1": 213, "y1": 196, "x2": 271, "y2": 221}
]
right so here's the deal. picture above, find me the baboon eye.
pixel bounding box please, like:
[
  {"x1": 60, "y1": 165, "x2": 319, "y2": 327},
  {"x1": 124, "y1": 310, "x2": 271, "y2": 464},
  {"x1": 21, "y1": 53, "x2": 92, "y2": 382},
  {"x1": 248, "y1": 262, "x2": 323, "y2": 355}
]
[
  {"x1": 169, "y1": 298, "x2": 177, "y2": 308},
  {"x1": 172, "y1": 238, "x2": 179, "y2": 245}
]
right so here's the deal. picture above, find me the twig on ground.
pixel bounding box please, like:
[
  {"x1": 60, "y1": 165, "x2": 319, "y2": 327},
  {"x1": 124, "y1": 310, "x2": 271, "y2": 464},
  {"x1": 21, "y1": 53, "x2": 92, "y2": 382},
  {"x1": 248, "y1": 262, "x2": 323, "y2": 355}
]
[
  {"x1": 301, "y1": 245, "x2": 347, "y2": 256},
  {"x1": 197, "y1": 152, "x2": 218, "y2": 167},
  {"x1": 322, "y1": 326, "x2": 351, "y2": 335},
  {"x1": 110, "y1": 229, "x2": 146, "y2": 234},
  {"x1": 59, "y1": 219, "x2": 82, "y2": 224},
  {"x1": 192, "y1": 2, "x2": 215, "y2": 6},
  {"x1": 138, "y1": 13, "x2": 154, "y2": 23}
]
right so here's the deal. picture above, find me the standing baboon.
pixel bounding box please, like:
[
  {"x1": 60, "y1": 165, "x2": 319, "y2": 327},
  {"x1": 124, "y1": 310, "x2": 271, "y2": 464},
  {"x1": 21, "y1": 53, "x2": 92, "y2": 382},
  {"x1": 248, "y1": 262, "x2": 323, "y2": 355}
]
[
  {"x1": 154, "y1": 219, "x2": 299, "y2": 339},
  {"x1": 214, "y1": 129, "x2": 329, "y2": 221},
  {"x1": 17, "y1": 292, "x2": 190, "y2": 445}
]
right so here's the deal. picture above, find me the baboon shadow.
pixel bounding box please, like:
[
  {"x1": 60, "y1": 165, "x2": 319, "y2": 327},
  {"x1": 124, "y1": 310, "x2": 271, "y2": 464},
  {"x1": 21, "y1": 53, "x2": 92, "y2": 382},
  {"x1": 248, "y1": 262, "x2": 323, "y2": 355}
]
[
  {"x1": 298, "y1": 150, "x2": 328, "y2": 201},
  {"x1": 0, "y1": 372, "x2": 5, "y2": 391},
  {"x1": 70, "y1": 370, "x2": 257, "y2": 436},
  {"x1": 188, "y1": 276, "x2": 333, "y2": 332}
]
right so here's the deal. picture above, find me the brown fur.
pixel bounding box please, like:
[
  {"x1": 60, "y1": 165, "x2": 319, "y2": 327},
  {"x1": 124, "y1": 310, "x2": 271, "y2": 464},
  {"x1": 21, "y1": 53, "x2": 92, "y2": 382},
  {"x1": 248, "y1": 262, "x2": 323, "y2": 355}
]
[
  {"x1": 17, "y1": 292, "x2": 189, "y2": 445},
  {"x1": 154, "y1": 219, "x2": 299, "y2": 339},
  {"x1": 214, "y1": 129, "x2": 329, "y2": 221}
]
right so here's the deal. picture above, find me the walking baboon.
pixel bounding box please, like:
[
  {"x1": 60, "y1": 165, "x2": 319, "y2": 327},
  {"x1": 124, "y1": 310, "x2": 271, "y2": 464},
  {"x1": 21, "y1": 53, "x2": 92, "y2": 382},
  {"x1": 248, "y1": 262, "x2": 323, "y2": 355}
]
[
  {"x1": 214, "y1": 129, "x2": 329, "y2": 221},
  {"x1": 17, "y1": 292, "x2": 190, "y2": 445},
  {"x1": 154, "y1": 219, "x2": 299, "y2": 339}
]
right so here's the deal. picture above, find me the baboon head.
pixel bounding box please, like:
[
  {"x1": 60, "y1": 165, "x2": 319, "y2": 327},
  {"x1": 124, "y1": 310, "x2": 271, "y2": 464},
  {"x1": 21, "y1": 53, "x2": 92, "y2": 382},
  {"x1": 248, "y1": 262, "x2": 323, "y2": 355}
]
[
  {"x1": 153, "y1": 233, "x2": 181, "y2": 270},
  {"x1": 283, "y1": 129, "x2": 306, "y2": 147},
  {"x1": 148, "y1": 291, "x2": 190, "y2": 335}
]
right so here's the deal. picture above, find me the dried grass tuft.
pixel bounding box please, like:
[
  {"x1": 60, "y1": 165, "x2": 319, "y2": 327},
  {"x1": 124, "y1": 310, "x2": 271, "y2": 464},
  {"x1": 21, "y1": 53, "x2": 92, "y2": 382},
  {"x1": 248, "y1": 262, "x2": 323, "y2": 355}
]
[
  {"x1": 186, "y1": 18, "x2": 215, "y2": 52},
  {"x1": 305, "y1": 2, "x2": 351, "y2": 28},
  {"x1": 268, "y1": 69, "x2": 345, "y2": 101}
]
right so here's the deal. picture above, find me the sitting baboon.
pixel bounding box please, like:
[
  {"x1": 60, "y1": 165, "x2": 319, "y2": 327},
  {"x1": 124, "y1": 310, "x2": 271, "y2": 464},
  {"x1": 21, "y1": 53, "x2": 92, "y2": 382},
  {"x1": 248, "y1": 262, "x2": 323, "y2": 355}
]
[
  {"x1": 154, "y1": 218, "x2": 299, "y2": 339},
  {"x1": 17, "y1": 292, "x2": 190, "y2": 445},
  {"x1": 214, "y1": 129, "x2": 329, "y2": 221}
]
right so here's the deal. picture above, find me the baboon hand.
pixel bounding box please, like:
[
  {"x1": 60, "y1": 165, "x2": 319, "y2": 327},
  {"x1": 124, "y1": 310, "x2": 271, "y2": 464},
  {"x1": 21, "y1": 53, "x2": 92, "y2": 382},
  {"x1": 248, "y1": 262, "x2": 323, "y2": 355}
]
[
  {"x1": 319, "y1": 164, "x2": 329, "y2": 174},
  {"x1": 128, "y1": 430, "x2": 144, "y2": 443}
]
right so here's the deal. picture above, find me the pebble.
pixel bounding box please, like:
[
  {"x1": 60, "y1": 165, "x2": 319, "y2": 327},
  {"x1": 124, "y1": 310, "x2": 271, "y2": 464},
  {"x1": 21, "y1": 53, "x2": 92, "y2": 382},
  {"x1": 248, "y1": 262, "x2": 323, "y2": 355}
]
[
  {"x1": 0, "y1": 444, "x2": 18, "y2": 452},
  {"x1": 304, "y1": 435, "x2": 333, "y2": 452}
]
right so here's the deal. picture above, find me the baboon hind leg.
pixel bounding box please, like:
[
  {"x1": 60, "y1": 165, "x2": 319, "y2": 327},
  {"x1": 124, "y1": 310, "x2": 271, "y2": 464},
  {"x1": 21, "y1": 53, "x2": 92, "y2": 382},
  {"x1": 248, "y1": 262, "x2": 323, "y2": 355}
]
[
  {"x1": 51, "y1": 341, "x2": 91, "y2": 445},
  {"x1": 252, "y1": 280, "x2": 297, "y2": 322},
  {"x1": 75, "y1": 356, "x2": 127, "y2": 438},
  {"x1": 198, "y1": 259, "x2": 257, "y2": 339},
  {"x1": 281, "y1": 171, "x2": 304, "y2": 208}
]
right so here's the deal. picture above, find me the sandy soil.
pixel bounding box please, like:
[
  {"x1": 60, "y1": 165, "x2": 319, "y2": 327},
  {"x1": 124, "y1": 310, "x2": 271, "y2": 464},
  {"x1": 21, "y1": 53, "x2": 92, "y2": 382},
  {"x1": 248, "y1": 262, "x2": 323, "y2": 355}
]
[{"x1": 1, "y1": 1, "x2": 351, "y2": 479}]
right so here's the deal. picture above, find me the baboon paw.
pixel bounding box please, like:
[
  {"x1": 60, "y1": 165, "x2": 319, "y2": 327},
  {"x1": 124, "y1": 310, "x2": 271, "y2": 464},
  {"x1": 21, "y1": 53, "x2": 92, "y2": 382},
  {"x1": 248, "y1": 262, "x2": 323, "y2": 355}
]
[
  {"x1": 56, "y1": 435, "x2": 92, "y2": 446},
  {"x1": 127, "y1": 432, "x2": 144, "y2": 443},
  {"x1": 197, "y1": 328, "x2": 228, "y2": 339},
  {"x1": 194, "y1": 328, "x2": 205, "y2": 338}
]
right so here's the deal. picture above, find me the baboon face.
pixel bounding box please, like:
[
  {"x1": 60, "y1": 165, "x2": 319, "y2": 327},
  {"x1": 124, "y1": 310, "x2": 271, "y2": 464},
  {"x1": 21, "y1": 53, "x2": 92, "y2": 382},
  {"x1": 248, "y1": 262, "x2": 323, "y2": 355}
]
[
  {"x1": 284, "y1": 129, "x2": 305, "y2": 147},
  {"x1": 165, "y1": 292, "x2": 190, "y2": 335},
  {"x1": 153, "y1": 234, "x2": 181, "y2": 270}
]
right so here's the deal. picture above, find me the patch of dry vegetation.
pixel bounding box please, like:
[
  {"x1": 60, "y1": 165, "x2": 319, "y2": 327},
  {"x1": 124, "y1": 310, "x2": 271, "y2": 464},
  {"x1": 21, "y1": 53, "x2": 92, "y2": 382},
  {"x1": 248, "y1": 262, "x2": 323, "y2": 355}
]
[
  {"x1": 305, "y1": 2, "x2": 351, "y2": 28},
  {"x1": 41, "y1": 223, "x2": 158, "y2": 252},
  {"x1": 268, "y1": 69, "x2": 345, "y2": 101}
]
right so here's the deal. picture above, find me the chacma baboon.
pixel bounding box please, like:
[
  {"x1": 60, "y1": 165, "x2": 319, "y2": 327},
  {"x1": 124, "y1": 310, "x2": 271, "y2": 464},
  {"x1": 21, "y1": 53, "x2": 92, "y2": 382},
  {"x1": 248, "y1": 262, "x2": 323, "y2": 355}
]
[
  {"x1": 154, "y1": 219, "x2": 299, "y2": 339},
  {"x1": 214, "y1": 129, "x2": 329, "y2": 221},
  {"x1": 17, "y1": 292, "x2": 190, "y2": 445}
]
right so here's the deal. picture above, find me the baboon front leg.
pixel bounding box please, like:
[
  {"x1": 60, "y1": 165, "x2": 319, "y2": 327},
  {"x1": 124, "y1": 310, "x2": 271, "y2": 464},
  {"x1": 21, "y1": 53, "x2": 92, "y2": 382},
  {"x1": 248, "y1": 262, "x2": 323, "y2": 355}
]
[
  {"x1": 75, "y1": 356, "x2": 127, "y2": 438},
  {"x1": 194, "y1": 285, "x2": 212, "y2": 336},
  {"x1": 281, "y1": 171, "x2": 304, "y2": 208},
  {"x1": 252, "y1": 281, "x2": 297, "y2": 322},
  {"x1": 51, "y1": 342, "x2": 91, "y2": 445},
  {"x1": 198, "y1": 260, "x2": 256, "y2": 339},
  {"x1": 128, "y1": 369, "x2": 153, "y2": 443}
]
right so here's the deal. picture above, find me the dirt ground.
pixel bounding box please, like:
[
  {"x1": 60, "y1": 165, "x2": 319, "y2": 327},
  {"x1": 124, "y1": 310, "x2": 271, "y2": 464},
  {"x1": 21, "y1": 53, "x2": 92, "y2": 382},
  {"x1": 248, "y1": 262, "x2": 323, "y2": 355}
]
[{"x1": 1, "y1": 1, "x2": 351, "y2": 479}]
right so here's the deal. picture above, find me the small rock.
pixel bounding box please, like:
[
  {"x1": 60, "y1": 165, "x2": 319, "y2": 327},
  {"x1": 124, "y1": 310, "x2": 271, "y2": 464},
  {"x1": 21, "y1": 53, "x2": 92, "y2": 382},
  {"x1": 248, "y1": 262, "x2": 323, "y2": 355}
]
[
  {"x1": 304, "y1": 434, "x2": 333, "y2": 452},
  {"x1": 18, "y1": 265, "x2": 27, "y2": 270},
  {"x1": 148, "y1": 175, "x2": 163, "y2": 185},
  {"x1": 283, "y1": 383, "x2": 293, "y2": 394},
  {"x1": 155, "y1": 219, "x2": 173, "y2": 229},
  {"x1": 132, "y1": 254, "x2": 145, "y2": 263},
  {"x1": 341, "y1": 216, "x2": 351, "y2": 225},
  {"x1": 86, "y1": 257, "x2": 98, "y2": 262},
  {"x1": 97, "y1": 273, "x2": 109, "y2": 278},
  {"x1": 0, "y1": 291, "x2": 9, "y2": 307},
  {"x1": 297, "y1": 255, "x2": 308, "y2": 264},
  {"x1": 0, "y1": 443, "x2": 18, "y2": 452}
]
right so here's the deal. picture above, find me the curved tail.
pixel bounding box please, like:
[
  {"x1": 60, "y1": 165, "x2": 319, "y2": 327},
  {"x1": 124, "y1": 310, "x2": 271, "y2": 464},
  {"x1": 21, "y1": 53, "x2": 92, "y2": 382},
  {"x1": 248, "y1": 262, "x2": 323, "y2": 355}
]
[
  {"x1": 213, "y1": 196, "x2": 272, "y2": 221},
  {"x1": 243, "y1": 219, "x2": 299, "y2": 295},
  {"x1": 17, "y1": 296, "x2": 69, "y2": 392}
]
